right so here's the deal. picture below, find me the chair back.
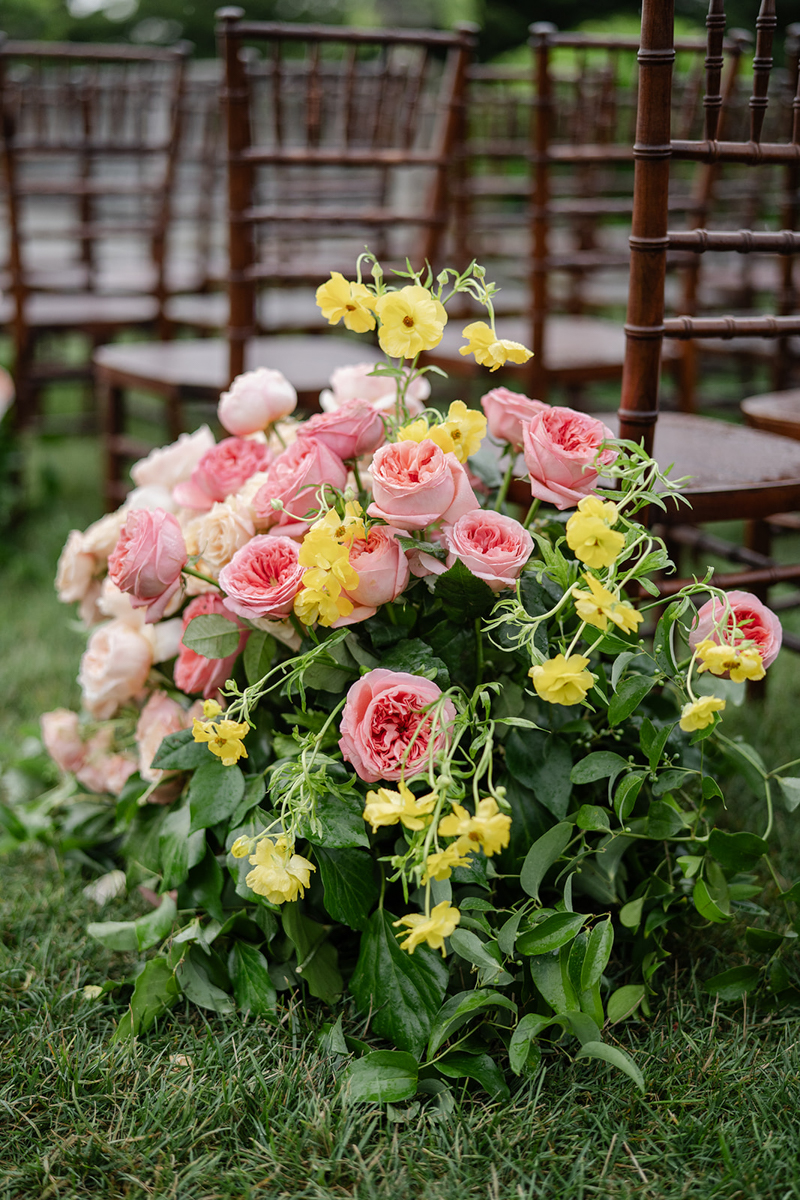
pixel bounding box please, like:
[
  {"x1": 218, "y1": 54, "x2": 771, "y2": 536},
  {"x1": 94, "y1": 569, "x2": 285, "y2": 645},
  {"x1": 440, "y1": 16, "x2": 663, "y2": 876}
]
[
  {"x1": 215, "y1": 8, "x2": 475, "y2": 382},
  {"x1": 0, "y1": 38, "x2": 189, "y2": 328},
  {"x1": 620, "y1": 0, "x2": 800, "y2": 451}
]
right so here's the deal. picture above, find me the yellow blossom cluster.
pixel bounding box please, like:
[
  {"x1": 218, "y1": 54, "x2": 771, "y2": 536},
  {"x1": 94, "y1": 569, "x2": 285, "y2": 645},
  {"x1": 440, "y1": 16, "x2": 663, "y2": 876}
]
[
  {"x1": 394, "y1": 900, "x2": 461, "y2": 955},
  {"x1": 192, "y1": 699, "x2": 248, "y2": 766},
  {"x1": 362, "y1": 781, "x2": 437, "y2": 832},
  {"x1": 397, "y1": 400, "x2": 487, "y2": 464},
  {"x1": 294, "y1": 505, "x2": 364, "y2": 627},
  {"x1": 565, "y1": 495, "x2": 626, "y2": 569},
  {"x1": 572, "y1": 574, "x2": 643, "y2": 636},
  {"x1": 680, "y1": 695, "x2": 726, "y2": 732},
  {"x1": 530, "y1": 653, "x2": 595, "y2": 706},
  {"x1": 316, "y1": 273, "x2": 376, "y2": 333},
  {"x1": 695, "y1": 638, "x2": 765, "y2": 683},
  {"x1": 245, "y1": 835, "x2": 316, "y2": 904},
  {"x1": 458, "y1": 321, "x2": 533, "y2": 372}
]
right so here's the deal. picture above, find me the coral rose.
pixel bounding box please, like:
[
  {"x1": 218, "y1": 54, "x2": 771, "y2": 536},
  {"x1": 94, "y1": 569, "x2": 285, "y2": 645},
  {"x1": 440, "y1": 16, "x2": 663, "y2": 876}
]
[
  {"x1": 218, "y1": 368, "x2": 297, "y2": 436},
  {"x1": 443, "y1": 510, "x2": 533, "y2": 592},
  {"x1": 689, "y1": 590, "x2": 782, "y2": 670},
  {"x1": 218, "y1": 535, "x2": 304, "y2": 621},
  {"x1": 481, "y1": 386, "x2": 546, "y2": 449},
  {"x1": 41, "y1": 709, "x2": 86, "y2": 774},
  {"x1": 523, "y1": 406, "x2": 617, "y2": 511},
  {"x1": 174, "y1": 437, "x2": 272, "y2": 512},
  {"x1": 336, "y1": 526, "x2": 411, "y2": 623},
  {"x1": 131, "y1": 425, "x2": 215, "y2": 490},
  {"x1": 108, "y1": 508, "x2": 187, "y2": 624},
  {"x1": 78, "y1": 619, "x2": 153, "y2": 720},
  {"x1": 251, "y1": 438, "x2": 348, "y2": 528},
  {"x1": 367, "y1": 439, "x2": 480, "y2": 532},
  {"x1": 296, "y1": 399, "x2": 386, "y2": 461},
  {"x1": 339, "y1": 669, "x2": 456, "y2": 783},
  {"x1": 174, "y1": 593, "x2": 249, "y2": 697}
]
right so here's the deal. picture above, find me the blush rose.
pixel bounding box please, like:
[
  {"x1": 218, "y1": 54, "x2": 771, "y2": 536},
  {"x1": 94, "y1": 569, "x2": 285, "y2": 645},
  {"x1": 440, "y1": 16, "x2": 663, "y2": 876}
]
[
  {"x1": 108, "y1": 508, "x2": 187, "y2": 624},
  {"x1": 320, "y1": 362, "x2": 430, "y2": 417},
  {"x1": 78, "y1": 619, "x2": 153, "y2": 720},
  {"x1": 296, "y1": 399, "x2": 385, "y2": 460},
  {"x1": 481, "y1": 386, "x2": 547, "y2": 449},
  {"x1": 367, "y1": 438, "x2": 480, "y2": 531},
  {"x1": 335, "y1": 526, "x2": 411, "y2": 623},
  {"x1": 173, "y1": 437, "x2": 272, "y2": 511},
  {"x1": 339, "y1": 669, "x2": 456, "y2": 783},
  {"x1": 443, "y1": 510, "x2": 533, "y2": 592},
  {"x1": 523, "y1": 406, "x2": 617, "y2": 510},
  {"x1": 251, "y1": 438, "x2": 348, "y2": 528},
  {"x1": 689, "y1": 590, "x2": 782, "y2": 669},
  {"x1": 218, "y1": 535, "x2": 304, "y2": 621},
  {"x1": 174, "y1": 593, "x2": 249, "y2": 697},
  {"x1": 131, "y1": 425, "x2": 215, "y2": 490},
  {"x1": 41, "y1": 709, "x2": 86, "y2": 774},
  {"x1": 218, "y1": 368, "x2": 297, "y2": 436}
]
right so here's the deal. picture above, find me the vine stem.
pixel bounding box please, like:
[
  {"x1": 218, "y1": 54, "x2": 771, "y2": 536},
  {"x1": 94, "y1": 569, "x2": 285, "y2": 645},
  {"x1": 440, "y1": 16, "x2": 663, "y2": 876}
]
[
  {"x1": 494, "y1": 455, "x2": 515, "y2": 512},
  {"x1": 182, "y1": 565, "x2": 221, "y2": 589},
  {"x1": 522, "y1": 497, "x2": 541, "y2": 530},
  {"x1": 474, "y1": 617, "x2": 485, "y2": 685}
]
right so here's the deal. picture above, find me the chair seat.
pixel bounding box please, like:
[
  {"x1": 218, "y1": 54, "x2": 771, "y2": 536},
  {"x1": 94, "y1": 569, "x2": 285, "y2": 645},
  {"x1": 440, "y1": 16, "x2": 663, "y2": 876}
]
[
  {"x1": 431, "y1": 314, "x2": 628, "y2": 376},
  {"x1": 741, "y1": 389, "x2": 800, "y2": 441},
  {"x1": 93, "y1": 335, "x2": 384, "y2": 397},
  {"x1": 597, "y1": 411, "x2": 800, "y2": 523},
  {"x1": 164, "y1": 288, "x2": 322, "y2": 332},
  {"x1": 0, "y1": 291, "x2": 160, "y2": 328}
]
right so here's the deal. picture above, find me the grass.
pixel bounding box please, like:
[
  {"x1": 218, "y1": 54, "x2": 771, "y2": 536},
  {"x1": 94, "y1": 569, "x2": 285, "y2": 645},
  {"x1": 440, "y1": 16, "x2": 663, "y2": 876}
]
[{"x1": 2, "y1": 417, "x2": 800, "y2": 1199}]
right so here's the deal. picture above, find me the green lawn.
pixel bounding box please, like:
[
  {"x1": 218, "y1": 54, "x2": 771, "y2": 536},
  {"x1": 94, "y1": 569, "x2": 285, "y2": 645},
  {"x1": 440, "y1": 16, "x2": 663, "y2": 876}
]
[{"x1": 2, "y1": 427, "x2": 800, "y2": 1200}]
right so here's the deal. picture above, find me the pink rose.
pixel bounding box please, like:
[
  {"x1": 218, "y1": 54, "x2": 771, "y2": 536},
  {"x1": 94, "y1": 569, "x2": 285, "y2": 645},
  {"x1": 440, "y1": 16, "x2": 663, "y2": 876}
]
[
  {"x1": 218, "y1": 368, "x2": 297, "y2": 436},
  {"x1": 339, "y1": 669, "x2": 456, "y2": 783},
  {"x1": 136, "y1": 690, "x2": 192, "y2": 782},
  {"x1": 523, "y1": 406, "x2": 617, "y2": 511},
  {"x1": 174, "y1": 437, "x2": 272, "y2": 511},
  {"x1": 321, "y1": 362, "x2": 429, "y2": 417},
  {"x1": 296, "y1": 399, "x2": 385, "y2": 461},
  {"x1": 367, "y1": 439, "x2": 480, "y2": 532},
  {"x1": 76, "y1": 728, "x2": 136, "y2": 795},
  {"x1": 444, "y1": 510, "x2": 533, "y2": 592},
  {"x1": 690, "y1": 590, "x2": 782, "y2": 669},
  {"x1": 131, "y1": 425, "x2": 215, "y2": 490},
  {"x1": 251, "y1": 438, "x2": 348, "y2": 527},
  {"x1": 78, "y1": 619, "x2": 153, "y2": 719},
  {"x1": 174, "y1": 593, "x2": 249, "y2": 697},
  {"x1": 108, "y1": 508, "x2": 187, "y2": 624},
  {"x1": 41, "y1": 709, "x2": 86, "y2": 774},
  {"x1": 335, "y1": 526, "x2": 411, "y2": 623},
  {"x1": 218, "y1": 535, "x2": 304, "y2": 621},
  {"x1": 481, "y1": 386, "x2": 547, "y2": 449}
]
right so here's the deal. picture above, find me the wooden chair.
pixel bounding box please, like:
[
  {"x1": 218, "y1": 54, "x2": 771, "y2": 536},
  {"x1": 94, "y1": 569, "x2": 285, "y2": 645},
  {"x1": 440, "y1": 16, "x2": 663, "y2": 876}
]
[
  {"x1": 612, "y1": 0, "x2": 800, "y2": 632},
  {"x1": 0, "y1": 37, "x2": 190, "y2": 431},
  {"x1": 95, "y1": 11, "x2": 475, "y2": 508}
]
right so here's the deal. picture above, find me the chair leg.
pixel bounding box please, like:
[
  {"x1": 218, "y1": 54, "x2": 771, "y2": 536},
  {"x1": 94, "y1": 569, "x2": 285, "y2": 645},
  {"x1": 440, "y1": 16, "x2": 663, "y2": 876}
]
[{"x1": 99, "y1": 373, "x2": 126, "y2": 513}]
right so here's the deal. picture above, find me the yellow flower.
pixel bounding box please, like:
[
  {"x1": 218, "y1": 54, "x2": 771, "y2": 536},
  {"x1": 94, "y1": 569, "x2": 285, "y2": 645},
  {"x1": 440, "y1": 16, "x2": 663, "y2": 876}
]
[
  {"x1": 572, "y1": 574, "x2": 643, "y2": 635},
  {"x1": 530, "y1": 653, "x2": 594, "y2": 706},
  {"x1": 394, "y1": 900, "x2": 461, "y2": 956},
  {"x1": 316, "y1": 272, "x2": 376, "y2": 333},
  {"x1": 695, "y1": 639, "x2": 739, "y2": 677},
  {"x1": 362, "y1": 781, "x2": 437, "y2": 833},
  {"x1": 375, "y1": 286, "x2": 447, "y2": 358},
  {"x1": 192, "y1": 717, "x2": 249, "y2": 766},
  {"x1": 396, "y1": 416, "x2": 456, "y2": 456},
  {"x1": 421, "y1": 837, "x2": 475, "y2": 883},
  {"x1": 230, "y1": 835, "x2": 253, "y2": 859},
  {"x1": 729, "y1": 646, "x2": 765, "y2": 683},
  {"x1": 565, "y1": 497, "x2": 625, "y2": 569},
  {"x1": 246, "y1": 835, "x2": 316, "y2": 904},
  {"x1": 439, "y1": 400, "x2": 487, "y2": 463},
  {"x1": 299, "y1": 527, "x2": 359, "y2": 592},
  {"x1": 679, "y1": 695, "x2": 726, "y2": 732},
  {"x1": 294, "y1": 570, "x2": 354, "y2": 627},
  {"x1": 458, "y1": 321, "x2": 533, "y2": 372},
  {"x1": 203, "y1": 699, "x2": 223, "y2": 719},
  {"x1": 437, "y1": 798, "x2": 511, "y2": 857}
]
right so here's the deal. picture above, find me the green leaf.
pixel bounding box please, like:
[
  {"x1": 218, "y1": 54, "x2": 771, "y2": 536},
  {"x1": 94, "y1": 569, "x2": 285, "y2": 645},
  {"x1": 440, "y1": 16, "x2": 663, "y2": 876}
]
[
  {"x1": 230, "y1": 775, "x2": 267, "y2": 827},
  {"x1": 341, "y1": 1051, "x2": 418, "y2": 1104},
  {"x1": 580, "y1": 918, "x2": 613, "y2": 992},
  {"x1": 704, "y1": 965, "x2": 760, "y2": 1001},
  {"x1": 640, "y1": 719, "x2": 673, "y2": 772},
  {"x1": 427, "y1": 989, "x2": 517, "y2": 1060},
  {"x1": 350, "y1": 910, "x2": 448, "y2": 1057},
  {"x1": 159, "y1": 806, "x2": 205, "y2": 891},
  {"x1": 281, "y1": 905, "x2": 343, "y2": 1005},
  {"x1": 113, "y1": 957, "x2": 179, "y2": 1041},
  {"x1": 176, "y1": 945, "x2": 235, "y2": 1013},
  {"x1": 646, "y1": 800, "x2": 686, "y2": 839},
  {"x1": 183, "y1": 614, "x2": 241, "y2": 659},
  {"x1": 606, "y1": 983, "x2": 645, "y2": 1024},
  {"x1": 243, "y1": 631, "x2": 276, "y2": 685},
  {"x1": 436, "y1": 1051, "x2": 510, "y2": 1100},
  {"x1": 381, "y1": 638, "x2": 449, "y2": 688},
  {"x1": 87, "y1": 918, "x2": 138, "y2": 953},
  {"x1": 433, "y1": 559, "x2": 497, "y2": 622},
  {"x1": 529, "y1": 946, "x2": 579, "y2": 1013},
  {"x1": 449, "y1": 929, "x2": 503, "y2": 974},
  {"x1": 614, "y1": 772, "x2": 645, "y2": 822},
  {"x1": 653, "y1": 599, "x2": 688, "y2": 674},
  {"x1": 506, "y1": 731, "x2": 573, "y2": 821},
  {"x1": 575, "y1": 1041, "x2": 645, "y2": 1093},
  {"x1": 575, "y1": 804, "x2": 611, "y2": 832},
  {"x1": 570, "y1": 752, "x2": 628, "y2": 786},
  {"x1": 563, "y1": 1010, "x2": 602, "y2": 1046},
  {"x1": 777, "y1": 777, "x2": 800, "y2": 813},
  {"x1": 519, "y1": 822, "x2": 573, "y2": 901},
  {"x1": 183, "y1": 847, "x2": 225, "y2": 923},
  {"x1": 709, "y1": 829, "x2": 768, "y2": 873},
  {"x1": 693, "y1": 878, "x2": 732, "y2": 923},
  {"x1": 315, "y1": 846, "x2": 379, "y2": 931},
  {"x1": 151, "y1": 727, "x2": 210, "y2": 771},
  {"x1": 134, "y1": 895, "x2": 178, "y2": 952},
  {"x1": 228, "y1": 942, "x2": 277, "y2": 1015},
  {"x1": 745, "y1": 927, "x2": 785, "y2": 954},
  {"x1": 509, "y1": 1013, "x2": 557, "y2": 1075},
  {"x1": 188, "y1": 762, "x2": 246, "y2": 834},
  {"x1": 608, "y1": 675, "x2": 655, "y2": 727},
  {"x1": 516, "y1": 912, "x2": 586, "y2": 956},
  {"x1": 299, "y1": 790, "x2": 369, "y2": 849}
]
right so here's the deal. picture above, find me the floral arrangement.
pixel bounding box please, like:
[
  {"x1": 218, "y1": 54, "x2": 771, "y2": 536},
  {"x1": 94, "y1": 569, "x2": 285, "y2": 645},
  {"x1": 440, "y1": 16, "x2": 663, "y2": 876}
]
[{"x1": 32, "y1": 256, "x2": 800, "y2": 1102}]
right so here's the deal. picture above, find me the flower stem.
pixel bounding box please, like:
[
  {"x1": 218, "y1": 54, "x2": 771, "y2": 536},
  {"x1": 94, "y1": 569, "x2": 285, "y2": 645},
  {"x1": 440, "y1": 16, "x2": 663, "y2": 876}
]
[
  {"x1": 182, "y1": 565, "x2": 220, "y2": 588},
  {"x1": 494, "y1": 456, "x2": 515, "y2": 512},
  {"x1": 351, "y1": 458, "x2": 364, "y2": 497},
  {"x1": 474, "y1": 617, "x2": 485, "y2": 685},
  {"x1": 522, "y1": 497, "x2": 541, "y2": 530}
]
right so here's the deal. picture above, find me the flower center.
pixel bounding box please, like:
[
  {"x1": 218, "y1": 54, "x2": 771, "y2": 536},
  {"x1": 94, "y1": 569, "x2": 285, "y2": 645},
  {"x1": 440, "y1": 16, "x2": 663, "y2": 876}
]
[
  {"x1": 403, "y1": 316, "x2": 414, "y2": 328},
  {"x1": 346, "y1": 304, "x2": 356, "y2": 312}
]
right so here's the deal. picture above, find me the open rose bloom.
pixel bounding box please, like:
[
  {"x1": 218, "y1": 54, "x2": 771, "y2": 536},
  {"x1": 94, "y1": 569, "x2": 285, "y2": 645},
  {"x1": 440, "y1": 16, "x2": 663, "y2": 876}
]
[{"x1": 44, "y1": 255, "x2": 788, "y2": 1069}]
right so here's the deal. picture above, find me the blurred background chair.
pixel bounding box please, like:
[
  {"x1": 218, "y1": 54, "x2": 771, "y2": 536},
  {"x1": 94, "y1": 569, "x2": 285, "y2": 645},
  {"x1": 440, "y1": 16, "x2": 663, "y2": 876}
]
[
  {"x1": 0, "y1": 37, "x2": 190, "y2": 432},
  {"x1": 95, "y1": 10, "x2": 476, "y2": 507}
]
